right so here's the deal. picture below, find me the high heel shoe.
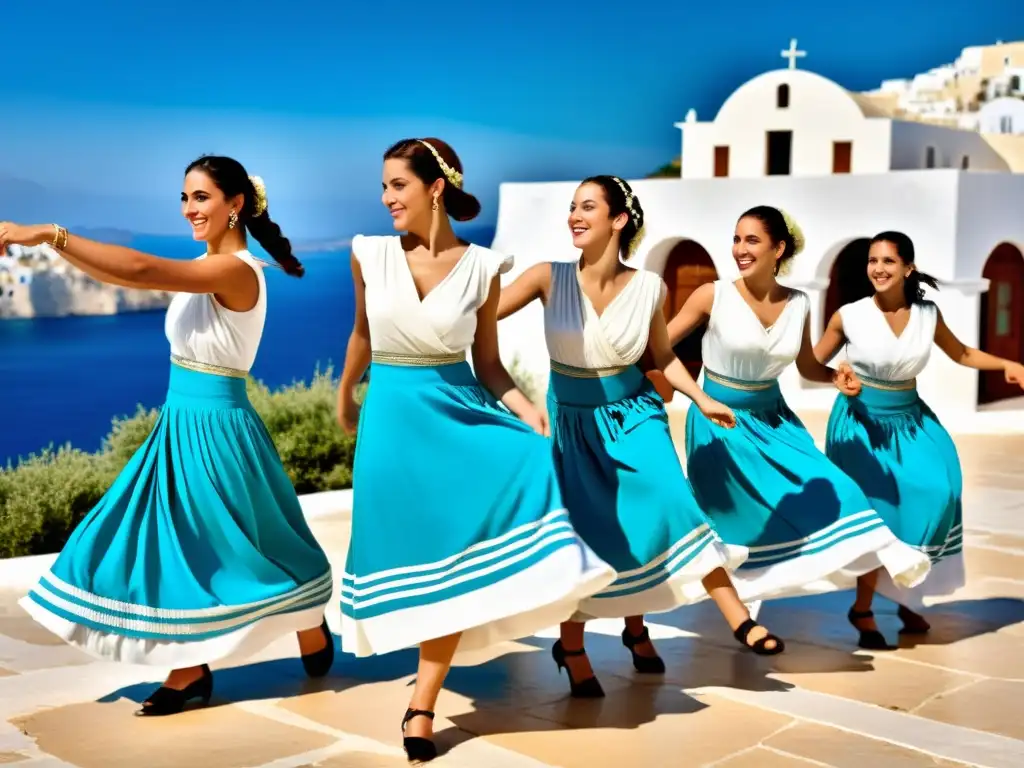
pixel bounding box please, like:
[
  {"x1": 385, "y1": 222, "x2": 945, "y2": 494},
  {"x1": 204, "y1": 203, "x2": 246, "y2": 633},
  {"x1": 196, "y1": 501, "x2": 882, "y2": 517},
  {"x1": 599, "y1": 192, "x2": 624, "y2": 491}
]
[
  {"x1": 733, "y1": 618, "x2": 785, "y2": 656},
  {"x1": 401, "y1": 708, "x2": 437, "y2": 763},
  {"x1": 134, "y1": 665, "x2": 213, "y2": 717},
  {"x1": 621, "y1": 626, "x2": 666, "y2": 674},
  {"x1": 301, "y1": 618, "x2": 335, "y2": 678},
  {"x1": 551, "y1": 640, "x2": 605, "y2": 698},
  {"x1": 897, "y1": 605, "x2": 931, "y2": 635},
  {"x1": 847, "y1": 608, "x2": 893, "y2": 650}
]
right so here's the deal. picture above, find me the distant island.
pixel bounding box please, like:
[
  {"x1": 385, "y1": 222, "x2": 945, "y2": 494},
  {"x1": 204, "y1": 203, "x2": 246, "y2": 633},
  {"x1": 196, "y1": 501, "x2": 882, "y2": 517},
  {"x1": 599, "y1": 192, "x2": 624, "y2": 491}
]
[{"x1": 0, "y1": 243, "x2": 171, "y2": 320}]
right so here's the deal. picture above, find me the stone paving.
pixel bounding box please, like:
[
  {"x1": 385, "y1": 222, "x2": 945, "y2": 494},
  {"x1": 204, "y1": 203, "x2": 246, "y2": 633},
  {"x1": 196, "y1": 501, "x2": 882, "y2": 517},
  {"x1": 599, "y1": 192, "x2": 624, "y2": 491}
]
[{"x1": 0, "y1": 414, "x2": 1022, "y2": 767}]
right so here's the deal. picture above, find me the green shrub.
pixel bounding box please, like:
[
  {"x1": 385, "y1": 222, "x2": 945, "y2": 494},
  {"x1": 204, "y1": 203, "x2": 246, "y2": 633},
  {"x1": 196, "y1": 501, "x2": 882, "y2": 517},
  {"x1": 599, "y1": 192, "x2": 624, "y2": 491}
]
[{"x1": 1, "y1": 368, "x2": 355, "y2": 558}]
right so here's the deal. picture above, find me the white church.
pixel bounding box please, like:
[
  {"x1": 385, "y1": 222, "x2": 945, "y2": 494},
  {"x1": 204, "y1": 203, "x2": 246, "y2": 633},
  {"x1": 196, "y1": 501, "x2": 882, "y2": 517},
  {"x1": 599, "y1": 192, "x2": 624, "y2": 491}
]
[{"x1": 492, "y1": 41, "x2": 1024, "y2": 432}]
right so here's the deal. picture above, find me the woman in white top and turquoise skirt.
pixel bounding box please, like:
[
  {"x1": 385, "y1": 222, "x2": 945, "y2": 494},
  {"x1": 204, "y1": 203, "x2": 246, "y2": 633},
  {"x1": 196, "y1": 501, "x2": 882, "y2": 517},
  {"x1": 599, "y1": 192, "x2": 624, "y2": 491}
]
[
  {"x1": 815, "y1": 231, "x2": 1024, "y2": 648},
  {"x1": 2, "y1": 156, "x2": 334, "y2": 716},
  {"x1": 498, "y1": 177, "x2": 785, "y2": 700},
  {"x1": 668, "y1": 206, "x2": 932, "y2": 611},
  {"x1": 336, "y1": 138, "x2": 614, "y2": 762}
]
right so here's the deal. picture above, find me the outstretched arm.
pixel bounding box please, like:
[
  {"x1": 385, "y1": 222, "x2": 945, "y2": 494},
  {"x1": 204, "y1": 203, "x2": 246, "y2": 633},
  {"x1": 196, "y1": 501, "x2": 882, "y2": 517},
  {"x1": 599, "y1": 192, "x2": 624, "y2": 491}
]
[
  {"x1": 497, "y1": 262, "x2": 552, "y2": 320},
  {"x1": 814, "y1": 310, "x2": 847, "y2": 364},
  {"x1": 475, "y1": 277, "x2": 547, "y2": 433},
  {"x1": 796, "y1": 312, "x2": 860, "y2": 394},
  {"x1": 666, "y1": 282, "x2": 714, "y2": 346},
  {"x1": 934, "y1": 309, "x2": 1024, "y2": 385},
  {"x1": 337, "y1": 253, "x2": 372, "y2": 432},
  {"x1": 1, "y1": 223, "x2": 254, "y2": 299},
  {"x1": 648, "y1": 309, "x2": 735, "y2": 428}
]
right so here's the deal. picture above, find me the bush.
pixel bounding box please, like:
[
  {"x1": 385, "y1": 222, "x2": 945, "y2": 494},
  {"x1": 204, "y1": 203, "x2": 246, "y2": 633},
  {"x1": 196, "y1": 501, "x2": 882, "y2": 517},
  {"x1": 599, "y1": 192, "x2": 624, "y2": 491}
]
[{"x1": 0, "y1": 368, "x2": 355, "y2": 558}]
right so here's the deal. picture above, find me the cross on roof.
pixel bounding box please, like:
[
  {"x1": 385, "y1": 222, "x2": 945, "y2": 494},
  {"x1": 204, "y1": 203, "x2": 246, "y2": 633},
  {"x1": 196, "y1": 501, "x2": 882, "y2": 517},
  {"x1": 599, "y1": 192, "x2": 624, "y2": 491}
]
[{"x1": 781, "y1": 39, "x2": 806, "y2": 70}]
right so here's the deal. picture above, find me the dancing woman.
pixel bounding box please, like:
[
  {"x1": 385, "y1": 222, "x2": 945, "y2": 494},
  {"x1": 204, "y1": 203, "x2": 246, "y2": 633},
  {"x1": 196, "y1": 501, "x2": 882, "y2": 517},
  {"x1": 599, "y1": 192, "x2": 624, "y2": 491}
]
[
  {"x1": 2, "y1": 156, "x2": 334, "y2": 716},
  {"x1": 815, "y1": 231, "x2": 1024, "y2": 648},
  {"x1": 498, "y1": 176, "x2": 784, "y2": 699},
  {"x1": 670, "y1": 206, "x2": 932, "y2": 605},
  {"x1": 336, "y1": 138, "x2": 614, "y2": 761}
]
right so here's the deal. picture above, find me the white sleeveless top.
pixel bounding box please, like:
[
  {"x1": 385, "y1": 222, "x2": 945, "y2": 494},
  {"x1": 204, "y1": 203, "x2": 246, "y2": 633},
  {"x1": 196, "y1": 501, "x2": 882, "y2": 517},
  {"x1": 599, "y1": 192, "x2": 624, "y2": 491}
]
[
  {"x1": 164, "y1": 250, "x2": 267, "y2": 372},
  {"x1": 839, "y1": 297, "x2": 938, "y2": 382},
  {"x1": 544, "y1": 261, "x2": 667, "y2": 369},
  {"x1": 353, "y1": 235, "x2": 513, "y2": 355},
  {"x1": 702, "y1": 280, "x2": 810, "y2": 382}
]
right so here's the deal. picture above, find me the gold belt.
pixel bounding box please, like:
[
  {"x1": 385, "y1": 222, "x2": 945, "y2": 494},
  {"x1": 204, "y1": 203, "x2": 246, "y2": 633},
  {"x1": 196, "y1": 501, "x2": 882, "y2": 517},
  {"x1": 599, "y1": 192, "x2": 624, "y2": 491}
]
[
  {"x1": 170, "y1": 355, "x2": 247, "y2": 379},
  {"x1": 704, "y1": 369, "x2": 776, "y2": 391},
  {"x1": 860, "y1": 375, "x2": 916, "y2": 391},
  {"x1": 550, "y1": 359, "x2": 632, "y2": 379},
  {"x1": 371, "y1": 351, "x2": 466, "y2": 367}
]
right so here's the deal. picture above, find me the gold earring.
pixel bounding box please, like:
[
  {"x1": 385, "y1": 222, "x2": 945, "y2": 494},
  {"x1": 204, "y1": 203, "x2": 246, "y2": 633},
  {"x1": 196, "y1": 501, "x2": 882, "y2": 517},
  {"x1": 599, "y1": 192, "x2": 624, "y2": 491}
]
[
  {"x1": 432, "y1": 195, "x2": 439, "y2": 212},
  {"x1": 228, "y1": 210, "x2": 238, "y2": 229}
]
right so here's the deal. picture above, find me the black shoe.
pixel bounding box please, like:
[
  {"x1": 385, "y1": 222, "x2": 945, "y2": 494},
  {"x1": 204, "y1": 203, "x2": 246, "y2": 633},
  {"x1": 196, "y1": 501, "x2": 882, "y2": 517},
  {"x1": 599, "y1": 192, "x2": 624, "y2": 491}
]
[
  {"x1": 551, "y1": 640, "x2": 605, "y2": 698},
  {"x1": 847, "y1": 608, "x2": 893, "y2": 650},
  {"x1": 621, "y1": 626, "x2": 666, "y2": 674},
  {"x1": 401, "y1": 708, "x2": 437, "y2": 763},
  {"x1": 301, "y1": 618, "x2": 335, "y2": 678},
  {"x1": 134, "y1": 665, "x2": 213, "y2": 717},
  {"x1": 897, "y1": 605, "x2": 931, "y2": 635},
  {"x1": 733, "y1": 618, "x2": 785, "y2": 656}
]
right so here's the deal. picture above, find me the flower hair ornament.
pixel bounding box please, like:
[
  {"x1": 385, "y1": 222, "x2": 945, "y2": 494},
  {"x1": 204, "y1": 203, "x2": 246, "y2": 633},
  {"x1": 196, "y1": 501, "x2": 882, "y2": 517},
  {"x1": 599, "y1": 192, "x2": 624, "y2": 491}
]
[
  {"x1": 418, "y1": 140, "x2": 464, "y2": 190},
  {"x1": 775, "y1": 208, "x2": 805, "y2": 276},
  {"x1": 611, "y1": 176, "x2": 646, "y2": 258},
  {"x1": 249, "y1": 175, "x2": 268, "y2": 218}
]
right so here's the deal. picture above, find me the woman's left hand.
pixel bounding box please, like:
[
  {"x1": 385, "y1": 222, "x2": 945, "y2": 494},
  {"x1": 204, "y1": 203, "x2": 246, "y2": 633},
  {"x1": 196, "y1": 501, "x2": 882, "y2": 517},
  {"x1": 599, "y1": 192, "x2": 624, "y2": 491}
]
[
  {"x1": 834, "y1": 362, "x2": 862, "y2": 396},
  {"x1": 521, "y1": 406, "x2": 550, "y2": 437},
  {"x1": 0, "y1": 223, "x2": 53, "y2": 249},
  {"x1": 1005, "y1": 362, "x2": 1024, "y2": 389}
]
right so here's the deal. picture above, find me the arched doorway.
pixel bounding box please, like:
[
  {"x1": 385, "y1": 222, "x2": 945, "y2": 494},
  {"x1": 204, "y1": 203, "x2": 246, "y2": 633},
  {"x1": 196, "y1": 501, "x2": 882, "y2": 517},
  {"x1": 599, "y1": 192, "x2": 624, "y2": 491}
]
[
  {"x1": 979, "y1": 243, "x2": 1024, "y2": 404},
  {"x1": 822, "y1": 238, "x2": 873, "y2": 331},
  {"x1": 663, "y1": 240, "x2": 718, "y2": 379}
]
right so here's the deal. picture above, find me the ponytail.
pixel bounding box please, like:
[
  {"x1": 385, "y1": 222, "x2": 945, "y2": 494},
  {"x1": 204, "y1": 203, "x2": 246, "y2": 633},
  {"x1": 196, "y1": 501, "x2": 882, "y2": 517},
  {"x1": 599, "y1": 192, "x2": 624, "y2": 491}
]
[
  {"x1": 246, "y1": 211, "x2": 304, "y2": 278},
  {"x1": 904, "y1": 269, "x2": 938, "y2": 305}
]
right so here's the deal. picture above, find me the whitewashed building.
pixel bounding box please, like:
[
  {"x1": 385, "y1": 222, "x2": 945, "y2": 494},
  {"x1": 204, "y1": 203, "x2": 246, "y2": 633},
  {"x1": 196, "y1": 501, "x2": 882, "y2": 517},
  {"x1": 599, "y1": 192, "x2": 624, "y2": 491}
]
[{"x1": 492, "y1": 44, "x2": 1024, "y2": 432}]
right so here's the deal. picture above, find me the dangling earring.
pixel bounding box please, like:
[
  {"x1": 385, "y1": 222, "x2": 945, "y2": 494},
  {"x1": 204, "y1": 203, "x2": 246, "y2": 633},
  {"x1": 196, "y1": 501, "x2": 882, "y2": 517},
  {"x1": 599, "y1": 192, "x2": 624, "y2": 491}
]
[
  {"x1": 228, "y1": 210, "x2": 238, "y2": 229},
  {"x1": 432, "y1": 195, "x2": 439, "y2": 212}
]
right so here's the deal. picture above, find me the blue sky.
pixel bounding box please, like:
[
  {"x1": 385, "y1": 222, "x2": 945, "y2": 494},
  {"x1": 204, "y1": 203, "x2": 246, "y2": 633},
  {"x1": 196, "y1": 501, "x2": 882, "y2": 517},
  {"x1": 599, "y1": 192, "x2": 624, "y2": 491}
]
[{"x1": 3, "y1": 1, "x2": 1023, "y2": 238}]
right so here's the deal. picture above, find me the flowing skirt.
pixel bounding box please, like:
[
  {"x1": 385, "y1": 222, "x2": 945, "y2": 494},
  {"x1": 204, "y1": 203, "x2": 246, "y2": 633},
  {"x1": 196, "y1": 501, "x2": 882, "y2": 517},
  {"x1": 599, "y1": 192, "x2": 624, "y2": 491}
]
[
  {"x1": 826, "y1": 380, "x2": 964, "y2": 609},
  {"x1": 685, "y1": 372, "x2": 931, "y2": 602},
  {"x1": 547, "y1": 363, "x2": 746, "y2": 619},
  {"x1": 20, "y1": 360, "x2": 333, "y2": 667},
  {"x1": 341, "y1": 355, "x2": 613, "y2": 661}
]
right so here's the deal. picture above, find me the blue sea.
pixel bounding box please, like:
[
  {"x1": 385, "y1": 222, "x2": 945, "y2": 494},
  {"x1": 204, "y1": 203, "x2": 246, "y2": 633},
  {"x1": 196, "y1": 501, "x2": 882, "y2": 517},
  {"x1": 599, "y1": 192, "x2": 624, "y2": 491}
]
[{"x1": 0, "y1": 228, "x2": 491, "y2": 466}]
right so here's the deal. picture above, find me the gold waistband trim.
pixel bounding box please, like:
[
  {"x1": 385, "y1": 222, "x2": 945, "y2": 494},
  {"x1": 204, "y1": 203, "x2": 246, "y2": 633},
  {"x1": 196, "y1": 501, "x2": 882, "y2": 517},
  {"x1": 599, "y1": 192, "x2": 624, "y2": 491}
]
[
  {"x1": 704, "y1": 369, "x2": 776, "y2": 391},
  {"x1": 170, "y1": 355, "x2": 248, "y2": 379},
  {"x1": 371, "y1": 351, "x2": 466, "y2": 367},
  {"x1": 860, "y1": 375, "x2": 916, "y2": 392},
  {"x1": 550, "y1": 359, "x2": 633, "y2": 379}
]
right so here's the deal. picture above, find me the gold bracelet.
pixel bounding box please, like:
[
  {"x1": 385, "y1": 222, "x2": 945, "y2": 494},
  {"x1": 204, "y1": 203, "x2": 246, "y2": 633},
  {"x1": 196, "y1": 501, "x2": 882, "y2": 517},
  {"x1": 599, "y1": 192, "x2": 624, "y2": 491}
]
[{"x1": 50, "y1": 224, "x2": 68, "y2": 251}]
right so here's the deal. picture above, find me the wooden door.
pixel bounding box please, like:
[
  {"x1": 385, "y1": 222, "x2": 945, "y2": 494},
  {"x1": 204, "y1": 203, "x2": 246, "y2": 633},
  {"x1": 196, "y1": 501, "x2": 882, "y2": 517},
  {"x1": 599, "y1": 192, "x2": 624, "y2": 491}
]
[
  {"x1": 714, "y1": 146, "x2": 730, "y2": 177},
  {"x1": 663, "y1": 242, "x2": 718, "y2": 379},
  {"x1": 832, "y1": 141, "x2": 852, "y2": 174},
  {"x1": 980, "y1": 244, "x2": 1024, "y2": 403}
]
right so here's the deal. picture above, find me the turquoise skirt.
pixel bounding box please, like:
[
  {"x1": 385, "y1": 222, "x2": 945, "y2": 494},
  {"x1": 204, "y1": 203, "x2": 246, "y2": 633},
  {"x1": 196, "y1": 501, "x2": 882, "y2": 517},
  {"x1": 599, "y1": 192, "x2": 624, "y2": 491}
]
[
  {"x1": 341, "y1": 356, "x2": 613, "y2": 661},
  {"x1": 825, "y1": 380, "x2": 964, "y2": 608},
  {"x1": 20, "y1": 361, "x2": 333, "y2": 667},
  {"x1": 547, "y1": 364, "x2": 745, "y2": 619},
  {"x1": 685, "y1": 372, "x2": 931, "y2": 601}
]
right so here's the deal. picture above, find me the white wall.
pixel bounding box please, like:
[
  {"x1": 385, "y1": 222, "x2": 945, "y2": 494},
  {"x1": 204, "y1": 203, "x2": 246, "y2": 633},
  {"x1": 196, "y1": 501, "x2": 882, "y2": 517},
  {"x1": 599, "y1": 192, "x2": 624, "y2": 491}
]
[
  {"x1": 680, "y1": 70, "x2": 891, "y2": 179},
  {"x1": 492, "y1": 170, "x2": 1024, "y2": 425},
  {"x1": 978, "y1": 97, "x2": 1024, "y2": 134},
  {"x1": 889, "y1": 120, "x2": 1011, "y2": 171}
]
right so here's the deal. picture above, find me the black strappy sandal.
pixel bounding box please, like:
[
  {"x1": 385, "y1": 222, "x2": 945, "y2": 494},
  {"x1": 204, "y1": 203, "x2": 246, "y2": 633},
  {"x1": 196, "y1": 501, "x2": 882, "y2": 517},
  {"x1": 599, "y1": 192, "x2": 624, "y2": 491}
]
[
  {"x1": 551, "y1": 640, "x2": 605, "y2": 698},
  {"x1": 401, "y1": 708, "x2": 437, "y2": 763},
  {"x1": 897, "y1": 604, "x2": 931, "y2": 635},
  {"x1": 733, "y1": 618, "x2": 785, "y2": 655},
  {"x1": 847, "y1": 608, "x2": 893, "y2": 650},
  {"x1": 621, "y1": 626, "x2": 666, "y2": 674}
]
